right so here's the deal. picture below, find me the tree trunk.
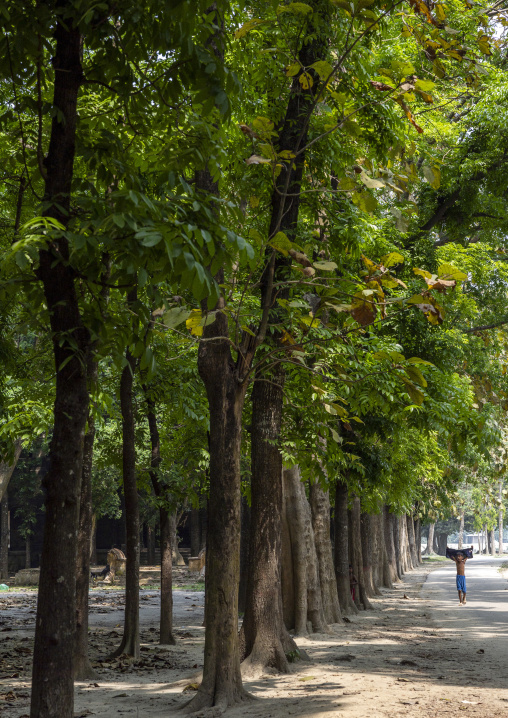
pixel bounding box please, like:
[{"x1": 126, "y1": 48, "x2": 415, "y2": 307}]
[
  {"x1": 144, "y1": 385, "x2": 175, "y2": 645},
  {"x1": 458, "y1": 512, "x2": 464, "y2": 550},
  {"x1": 159, "y1": 507, "x2": 175, "y2": 644},
  {"x1": 384, "y1": 506, "x2": 400, "y2": 583},
  {"x1": 147, "y1": 524, "x2": 155, "y2": 565},
  {"x1": 350, "y1": 498, "x2": 372, "y2": 610},
  {"x1": 90, "y1": 513, "x2": 97, "y2": 565},
  {"x1": 1, "y1": 493, "x2": 8, "y2": 579},
  {"x1": 191, "y1": 507, "x2": 200, "y2": 557},
  {"x1": 171, "y1": 514, "x2": 185, "y2": 566},
  {"x1": 415, "y1": 517, "x2": 422, "y2": 564},
  {"x1": 334, "y1": 480, "x2": 358, "y2": 614},
  {"x1": 184, "y1": 303, "x2": 250, "y2": 713},
  {"x1": 310, "y1": 482, "x2": 342, "y2": 624},
  {"x1": 74, "y1": 378, "x2": 98, "y2": 680},
  {"x1": 0, "y1": 440, "x2": 22, "y2": 504},
  {"x1": 360, "y1": 512, "x2": 379, "y2": 597},
  {"x1": 490, "y1": 527, "x2": 496, "y2": 556},
  {"x1": 407, "y1": 515, "x2": 417, "y2": 569},
  {"x1": 369, "y1": 512, "x2": 384, "y2": 592},
  {"x1": 30, "y1": 15, "x2": 91, "y2": 717},
  {"x1": 240, "y1": 372, "x2": 300, "y2": 676},
  {"x1": 282, "y1": 466, "x2": 327, "y2": 634},
  {"x1": 111, "y1": 348, "x2": 140, "y2": 658},
  {"x1": 423, "y1": 523, "x2": 435, "y2": 555},
  {"x1": 499, "y1": 481, "x2": 504, "y2": 555},
  {"x1": 238, "y1": 495, "x2": 250, "y2": 615},
  {"x1": 436, "y1": 531, "x2": 447, "y2": 556}
]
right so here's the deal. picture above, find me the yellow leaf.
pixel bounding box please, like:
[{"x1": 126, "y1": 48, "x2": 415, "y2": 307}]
[
  {"x1": 286, "y1": 63, "x2": 301, "y2": 77},
  {"x1": 249, "y1": 196, "x2": 260, "y2": 208},
  {"x1": 435, "y1": 3, "x2": 446, "y2": 21},
  {"x1": 234, "y1": 19, "x2": 264, "y2": 39},
  {"x1": 299, "y1": 72, "x2": 314, "y2": 89}
]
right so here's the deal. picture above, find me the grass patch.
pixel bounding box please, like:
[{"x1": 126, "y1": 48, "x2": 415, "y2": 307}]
[
  {"x1": 422, "y1": 555, "x2": 448, "y2": 562},
  {"x1": 174, "y1": 584, "x2": 204, "y2": 591},
  {"x1": 497, "y1": 561, "x2": 508, "y2": 573}
]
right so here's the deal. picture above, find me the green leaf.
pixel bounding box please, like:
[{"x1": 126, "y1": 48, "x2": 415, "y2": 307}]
[
  {"x1": 313, "y1": 261, "x2": 338, "y2": 271},
  {"x1": 381, "y1": 251, "x2": 404, "y2": 267},
  {"x1": 309, "y1": 60, "x2": 334, "y2": 80},
  {"x1": 401, "y1": 378, "x2": 425, "y2": 405},
  {"x1": 269, "y1": 231, "x2": 293, "y2": 256},
  {"x1": 234, "y1": 18, "x2": 264, "y2": 39},
  {"x1": 277, "y1": 2, "x2": 313, "y2": 14},
  {"x1": 407, "y1": 357, "x2": 434, "y2": 366},
  {"x1": 352, "y1": 192, "x2": 378, "y2": 214},
  {"x1": 406, "y1": 364, "x2": 427, "y2": 388},
  {"x1": 360, "y1": 171, "x2": 385, "y2": 189},
  {"x1": 422, "y1": 165, "x2": 441, "y2": 189},
  {"x1": 164, "y1": 307, "x2": 192, "y2": 329},
  {"x1": 437, "y1": 263, "x2": 467, "y2": 281}
]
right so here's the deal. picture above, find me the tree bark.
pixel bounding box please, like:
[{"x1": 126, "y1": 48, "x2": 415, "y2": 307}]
[
  {"x1": 490, "y1": 527, "x2": 496, "y2": 556},
  {"x1": 240, "y1": 372, "x2": 300, "y2": 676},
  {"x1": 282, "y1": 466, "x2": 327, "y2": 634},
  {"x1": 238, "y1": 495, "x2": 250, "y2": 615},
  {"x1": 0, "y1": 440, "x2": 22, "y2": 504},
  {"x1": 111, "y1": 347, "x2": 140, "y2": 658},
  {"x1": 171, "y1": 514, "x2": 185, "y2": 566},
  {"x1": 200, "y1": 503, "x2": 207, "y2": 551},
  {"x1": 334, "y1": 480, "x2": 358, "y2": 614},
  {"x1": 147, "y1": 524, "x2": 155, "y2": 565},
  {"x1": 310, "y1": 482, "x2": 342, "y2": 624},
  {"x1": 349, "y1": 498, "x2": 372, "y2": 610},
  {"x1": 1, "y1": 492, "x2": 8, "y2": 579},
  {"x1": 423, "y1": 523, "x2": 435, "y2": 555},
  {"x1": 159, "y1": 507, "x2": 175, "y2": 644},
  {"x1": 360, "y1": 512, "x2": 379, "y2": 597},
  {"x1": 436, "y1": 531, "x2": 447, "y2": 556},
  {"x1": 458, "y1": 511, "x2": 464, "y2": 550},
  {"x1": 90, "y1": 513, "x2": 97, "y2": 565},
  {"x1": 184, "y1": 302, "x2": 251, "y2": 713},
  {"x1": 415, "y1": 517, "x2": 422, "y2": 564},
  {"x1": 30, "y1": 13, "x2": 90, "y2": 716},
  {"x1": 144, "y1": 385, "x2": 175, "y2": 645},
  {"x1": 407, "y1": 514, "x2": 418, "y2": 568},
  {"x1": 384, "y1": 506, "x2": 400, "y2": 583},
  {"x1": 74, "y1": 378, "x2": 98, "y2": 680}
]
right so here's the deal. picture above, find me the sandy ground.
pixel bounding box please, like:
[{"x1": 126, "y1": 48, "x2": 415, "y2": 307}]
[{"x1": 1, "y1": 558, "x2": 508, "y2": 717}]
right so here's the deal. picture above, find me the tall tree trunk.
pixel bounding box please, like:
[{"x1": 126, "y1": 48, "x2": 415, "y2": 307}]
[
  {"x1": 360, "y1": 513, "x2": 379, "y2": 597},
  {"x1": 0, "y1": 440, "x2": 22, "y2": 504},
  {"x1": 191, "y1": 507, "x2": 200, "y2": 557},
  {"x1": 240, "y1": 372, "x2": 300, "y2": 676},
  {"x1": 111, "y1": 347, "x2": 139, "y2": 658},
  {"x1": 1, "y1": 492, "x2": 8, "y2": 579},
  {"x1": 490, "y1": 527, "x2": 496, "y2": 556},
  {"x1": 415, "y1": 517, "x2": 422, "y2": 564},
  {"x1": 144, "y1": 385, "x2": 175, "y2": 646},
  {"x1": 350, "y1": 498, "x2": 372, "y2": 610},
  {"x1": 185, "y1": 302, "x2": 251, "y2": 713},
  {"x1": 423, "y1": 523, "x2": 435, "y2": 555},
  {"x1": 30, "y1": 13, "x2": 90, "y2": 716},
  {"x1": 458, "y1": 511, "x2": 464, "y2": 550},
  {"x1": 392, "y1": 513, "x2": 403, "y2": 579},
  {"x1": 282, "y1": 466, "x2": 327, "y2": 634},
  {"x1": 74, "y1": 379, "x2": 98, "y2": 680},
  {"x1": 334, "y1": 480, "x2": 358, "y2": 614},
  {"x1": 171, "y1": 514, "x2": 185, "y2": 566},
  {"x1": 436, "y1": 531, "x2": 447, "y2": 556},
  {"x1": 499, "y1": 481, "x2": 504, "y2": 555},
  {"x1": 407, "y1": 514, "x2": 418, "y2": 568},
  {"x1": 384, "y1": 506, "x2": 400, "y2": 583},
  {"x1": 238, "y1": 495, "x2": 250, "y2": 615},
  {"x1": 159, "y1": 507, "x2": 175, "y2": 644},
  {"x1": 90, "y1": 513, "x2": 97, "y2": 565},
  {"x1": 310, "y1": 482, "x2": 342, "y2": 624}
]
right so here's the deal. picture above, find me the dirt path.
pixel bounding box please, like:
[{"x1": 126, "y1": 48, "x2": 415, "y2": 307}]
[{"x1": 1, "y1": 560, "x2": 508, "y2": 717}]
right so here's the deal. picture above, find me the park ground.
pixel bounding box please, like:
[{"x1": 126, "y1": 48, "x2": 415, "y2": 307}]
[{"x1": 1, "y1": 557, "x2": 508, "y2": 718}]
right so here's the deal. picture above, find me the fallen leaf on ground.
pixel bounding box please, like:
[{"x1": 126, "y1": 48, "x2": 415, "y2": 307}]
[
  {"x1": 299, "y1": 676, "x2": 316, "y2": 682},
  {"x1": 183, "y1": 683, "x2": 200, "y2": 692}
]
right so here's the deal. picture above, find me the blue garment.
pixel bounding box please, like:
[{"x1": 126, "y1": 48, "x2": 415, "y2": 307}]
[{"x1": 456, "y1": 575, "x2": 466, "y2": 593}]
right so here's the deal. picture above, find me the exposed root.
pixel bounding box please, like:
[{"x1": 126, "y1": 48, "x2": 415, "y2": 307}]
[{"x1": 181, "y1": 686, "x2": 253, "y2": 716}]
